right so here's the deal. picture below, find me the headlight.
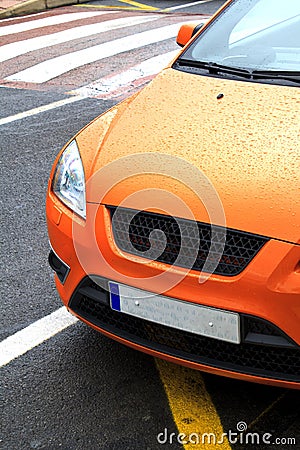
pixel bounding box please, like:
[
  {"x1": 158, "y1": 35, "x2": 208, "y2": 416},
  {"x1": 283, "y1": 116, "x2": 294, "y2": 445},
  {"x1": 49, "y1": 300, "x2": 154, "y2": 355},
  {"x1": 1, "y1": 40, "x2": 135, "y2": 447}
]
[{"x1": 52, "y1": 140, "x2": 86, "y2": 219}]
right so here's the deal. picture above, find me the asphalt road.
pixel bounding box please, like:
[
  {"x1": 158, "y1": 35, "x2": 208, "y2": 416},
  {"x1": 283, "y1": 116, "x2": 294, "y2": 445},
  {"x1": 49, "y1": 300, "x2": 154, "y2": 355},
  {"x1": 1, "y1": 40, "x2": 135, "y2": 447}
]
[
  {"x1": 1, "y1": 88, "x2": 180, "y2": 450},
  {"x1": 1, "y1": 2, "x2": 300, "y2": 449}
]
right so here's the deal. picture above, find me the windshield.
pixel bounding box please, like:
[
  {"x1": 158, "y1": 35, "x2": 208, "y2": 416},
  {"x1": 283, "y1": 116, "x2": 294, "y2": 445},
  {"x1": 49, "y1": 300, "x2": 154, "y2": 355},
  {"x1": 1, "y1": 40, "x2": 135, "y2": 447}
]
[{"x1": 179, "y1": 0, "x2": 300, "y2": 72}]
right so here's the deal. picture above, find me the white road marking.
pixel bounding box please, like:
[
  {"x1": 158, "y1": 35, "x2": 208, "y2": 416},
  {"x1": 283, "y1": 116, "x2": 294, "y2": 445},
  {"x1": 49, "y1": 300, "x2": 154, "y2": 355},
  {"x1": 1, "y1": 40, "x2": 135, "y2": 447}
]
[
  {"x1": 0, "y1": 52, "x2": 175, "y2": 124},
  {"x1": 0, "y1": 11, "x2": 116, "y2": 37},
  {"x1": 163, "y1": 0, "x2": 214, "y2": 12},
  {"x1": 6, "y1": 22, "x2": 185, "y2": 83},
  {"x1": 0, "y1": 15, "x2": 158, "y2": 63},
  {"x1": 0, "y1": 307, "x2": 78, "y2": 367},
  {"x1": 72, "y1": 50, "x2": 179, "y2": 98},
  {"x1": 0, "y1": 96, "x2": 83, "y2": 126}
]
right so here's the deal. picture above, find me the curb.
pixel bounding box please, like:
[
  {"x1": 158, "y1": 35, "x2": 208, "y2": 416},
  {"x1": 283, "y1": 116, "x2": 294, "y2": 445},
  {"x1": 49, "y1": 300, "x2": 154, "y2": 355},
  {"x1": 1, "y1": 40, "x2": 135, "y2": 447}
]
[{"x1": 0, "y1": 0, "x2": 88, "y2": 19}]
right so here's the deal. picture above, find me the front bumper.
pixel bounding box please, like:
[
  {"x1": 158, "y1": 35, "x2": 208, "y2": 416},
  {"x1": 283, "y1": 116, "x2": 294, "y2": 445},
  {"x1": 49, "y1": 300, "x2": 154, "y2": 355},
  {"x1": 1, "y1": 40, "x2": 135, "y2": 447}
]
[{"x1": 46, "y1": 195, "x2": 300, "y2": 388}]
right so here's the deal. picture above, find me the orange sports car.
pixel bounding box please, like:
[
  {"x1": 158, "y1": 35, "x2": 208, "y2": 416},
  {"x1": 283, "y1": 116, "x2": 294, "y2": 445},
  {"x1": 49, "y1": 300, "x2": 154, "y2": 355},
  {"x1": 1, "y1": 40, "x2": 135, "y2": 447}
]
[{"x1": 46, "y1": 0, "x2": 300, "y2": 389}]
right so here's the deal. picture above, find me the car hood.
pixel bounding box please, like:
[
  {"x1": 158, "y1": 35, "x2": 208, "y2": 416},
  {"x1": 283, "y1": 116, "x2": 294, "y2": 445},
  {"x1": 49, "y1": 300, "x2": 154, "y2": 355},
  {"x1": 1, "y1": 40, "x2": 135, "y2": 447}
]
[{"x1": 82, "y1": 68, "x2": 300, "y2": 244}]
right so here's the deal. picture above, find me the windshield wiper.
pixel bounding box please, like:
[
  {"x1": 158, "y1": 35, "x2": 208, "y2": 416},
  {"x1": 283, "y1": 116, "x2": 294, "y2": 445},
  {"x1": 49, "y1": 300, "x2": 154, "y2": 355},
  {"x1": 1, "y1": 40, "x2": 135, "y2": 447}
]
[
  {"x1": 252, "y1": 70, "x2": 300, "y2": 84},
  {"x1": 176, "y1": 60, "x2": 300, "y2": 85},
  {"x1": 176, "y1": 59, "x2": 252, "y2": 78}
]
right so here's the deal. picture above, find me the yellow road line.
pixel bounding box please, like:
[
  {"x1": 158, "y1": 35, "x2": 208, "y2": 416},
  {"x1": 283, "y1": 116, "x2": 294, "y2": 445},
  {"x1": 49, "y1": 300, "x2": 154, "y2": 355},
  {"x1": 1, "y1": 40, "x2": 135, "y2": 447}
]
[
  {"x1": 156, "y1": 359, "x2": 232, "y2": 449},
  {"x1": 118, "y1": 0, "x2": 158, "y2": 10},
  {"x1": 76, "y1": 4, "x2": 144, "y2": 10},
  {"x1": 77, "y1": 1, "x2": 158, "y2": 11},
  {"x1": 248, "y1": 393, "x2": 286, "y2": 430}
]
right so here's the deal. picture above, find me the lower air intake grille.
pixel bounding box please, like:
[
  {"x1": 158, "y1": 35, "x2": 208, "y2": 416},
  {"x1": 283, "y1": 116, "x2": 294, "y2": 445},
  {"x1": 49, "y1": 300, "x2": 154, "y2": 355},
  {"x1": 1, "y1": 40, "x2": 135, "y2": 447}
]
[
  {"x1": 108, "y1": 207, "x2": 269, "y2": 276},
  {"x1": 69, "y1": 278, "x2": 300, "y2": 383}
]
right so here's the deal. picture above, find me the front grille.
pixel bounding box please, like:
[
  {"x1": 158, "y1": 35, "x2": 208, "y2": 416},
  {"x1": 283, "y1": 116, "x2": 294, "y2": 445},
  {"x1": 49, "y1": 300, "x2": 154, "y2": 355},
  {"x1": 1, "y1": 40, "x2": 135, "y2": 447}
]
[
  {"x1": 69, "y1": 278, "x2": 300, "y2": 383},
  {"x1": 109, "y1": 207, "x2": 269, "y2": 276}
]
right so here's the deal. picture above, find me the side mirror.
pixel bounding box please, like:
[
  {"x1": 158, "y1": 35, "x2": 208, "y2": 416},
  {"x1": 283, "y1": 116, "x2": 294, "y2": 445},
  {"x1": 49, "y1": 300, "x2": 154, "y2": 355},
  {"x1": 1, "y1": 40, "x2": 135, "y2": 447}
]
[{"x1": 176, "y1": 23, "x2": 205, "y2": 48}]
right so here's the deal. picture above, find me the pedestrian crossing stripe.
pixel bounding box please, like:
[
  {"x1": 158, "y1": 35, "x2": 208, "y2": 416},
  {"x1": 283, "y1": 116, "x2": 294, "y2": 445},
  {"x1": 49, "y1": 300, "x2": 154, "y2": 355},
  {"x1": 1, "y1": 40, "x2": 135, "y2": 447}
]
[
  {"x1": 69, "y1": 50, "x2": 178, "y2": 99},
  {"x1": 0, "y1": 15, "x2": 159, "y2": 63},
  {"x1": 0, "y1": 11, "x2": 115, "y2": 37},
  {"x1": 5, "y1": 22, "x2": 185, "y2": 83}
]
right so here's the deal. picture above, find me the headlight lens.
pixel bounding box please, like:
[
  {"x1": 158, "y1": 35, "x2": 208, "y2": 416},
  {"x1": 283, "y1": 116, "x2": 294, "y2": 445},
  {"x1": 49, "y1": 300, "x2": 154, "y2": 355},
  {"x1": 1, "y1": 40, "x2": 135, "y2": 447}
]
[{"x1": 52, "y1": 140, "x2": 86, "y2": 219}]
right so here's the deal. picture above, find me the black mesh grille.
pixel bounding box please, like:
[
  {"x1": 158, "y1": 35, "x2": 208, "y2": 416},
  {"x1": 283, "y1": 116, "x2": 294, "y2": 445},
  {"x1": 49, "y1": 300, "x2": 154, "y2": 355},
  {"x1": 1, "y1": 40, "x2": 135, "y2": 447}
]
[
  {"x1": 69, "y1": 278, "x2": 300, "y2": 383},
  {"x1": 244, "y1": 316, "x2": 283, "y2": 337},
  {"x1": 109, "y1": 207, "x2": 269, "y2": 276}
]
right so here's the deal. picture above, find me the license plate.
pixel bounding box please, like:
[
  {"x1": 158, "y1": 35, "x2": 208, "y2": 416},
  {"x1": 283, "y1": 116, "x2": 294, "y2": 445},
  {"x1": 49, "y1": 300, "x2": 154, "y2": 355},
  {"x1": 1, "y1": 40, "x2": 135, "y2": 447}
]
[{"x1": 109, "y1": 282, "x2": 240, "y2": 344}]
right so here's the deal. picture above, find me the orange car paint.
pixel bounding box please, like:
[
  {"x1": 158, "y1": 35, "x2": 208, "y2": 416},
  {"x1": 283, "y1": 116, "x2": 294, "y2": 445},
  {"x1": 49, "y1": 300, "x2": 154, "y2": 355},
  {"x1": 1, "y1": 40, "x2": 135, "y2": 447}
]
[
  {"x1": 75, "y1": 70, "x2": 300, "y2": 244},
  {"x1": 46, "y1": 0, "x2": 300, "y2": 389}
]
